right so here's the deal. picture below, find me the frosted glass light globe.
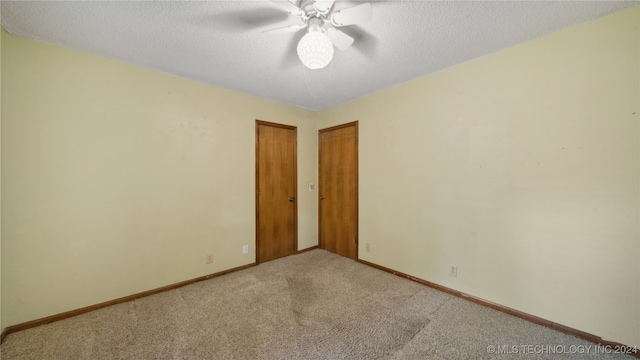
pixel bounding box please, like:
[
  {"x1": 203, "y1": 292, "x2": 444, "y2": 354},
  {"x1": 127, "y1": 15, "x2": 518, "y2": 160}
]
[{"x1": 297, "y1": 31, "x2": 334, "y2": 70}]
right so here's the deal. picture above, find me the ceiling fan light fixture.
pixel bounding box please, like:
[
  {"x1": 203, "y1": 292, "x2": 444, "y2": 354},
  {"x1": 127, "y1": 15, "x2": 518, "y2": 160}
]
[{"x1": 297, "y1": 30, "x2": 334, "y2": 70}]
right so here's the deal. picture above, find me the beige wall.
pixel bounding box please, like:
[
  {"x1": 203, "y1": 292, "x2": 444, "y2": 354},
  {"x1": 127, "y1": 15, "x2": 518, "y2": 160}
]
[
  {"x1": 0, "y1": 10, "x2": 4, "y2": 335},
  {"x1": 0, "y1": 29, "x2": 317, "y2": 326},
  {"x1": 318, "y1": 6, "x2": 639, "y2": 346}
]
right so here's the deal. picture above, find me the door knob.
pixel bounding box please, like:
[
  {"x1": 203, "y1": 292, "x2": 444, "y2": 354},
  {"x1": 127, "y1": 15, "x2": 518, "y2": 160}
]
[
  {"x1": 289, "y1": 197, "x2": 295, "y2": 202},
  {"x1": 320, "y1": 195, "x2": 326, "y2": 200}
]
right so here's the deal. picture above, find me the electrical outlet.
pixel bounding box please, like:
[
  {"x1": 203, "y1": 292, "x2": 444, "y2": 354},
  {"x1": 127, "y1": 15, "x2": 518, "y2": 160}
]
[
  {"x1": 206, "y1": 254, "x2": 213, "y2": 264},
  {"x1": 365, "y1": 243, "x2": 370, "y2": 252},
  {"x1": 449, "y1": 265, "x2": 457, "y2": 277},
  {"x1": 242, "y1": 245, "x2": 249, "y2": 254}
]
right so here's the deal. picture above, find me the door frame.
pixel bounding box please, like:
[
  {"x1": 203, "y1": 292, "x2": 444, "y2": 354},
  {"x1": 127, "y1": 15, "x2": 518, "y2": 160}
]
[
  {"x1": 255, "y1": 120, "x2": 298, "y2": 264},
  {"x1": 318, "y1": 121, "x2": 359, "y2": 259}
]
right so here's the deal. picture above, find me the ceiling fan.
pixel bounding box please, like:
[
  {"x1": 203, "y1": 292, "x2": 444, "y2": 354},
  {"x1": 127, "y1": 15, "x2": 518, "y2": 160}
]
[{"x1": 265, "y1": 0, "x2": 373, "y2": 69}]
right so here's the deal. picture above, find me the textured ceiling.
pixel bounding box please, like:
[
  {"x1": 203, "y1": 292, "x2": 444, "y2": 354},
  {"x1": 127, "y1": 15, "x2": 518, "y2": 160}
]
[{"x1": 1, "y1": 1, "x2": 637, "y2": 111}]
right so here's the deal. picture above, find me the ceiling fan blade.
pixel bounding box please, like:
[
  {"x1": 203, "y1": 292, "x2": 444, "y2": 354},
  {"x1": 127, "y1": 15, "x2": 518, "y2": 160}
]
[
  {"x1": 331, "y1": 3, "x2": 372, "y2": 27},
  {"x1": 263, "y1": 24, "x2": 306, "y2": 34},
  {"x1": 269, "y1": 0, "x2": 304, "y2": 16},
  {"x1": 326, "y1": 28, "x2": 354, "y2": 51},
  {"x1": 314, "y1": 0, "x2": 335, "y2": 14}
]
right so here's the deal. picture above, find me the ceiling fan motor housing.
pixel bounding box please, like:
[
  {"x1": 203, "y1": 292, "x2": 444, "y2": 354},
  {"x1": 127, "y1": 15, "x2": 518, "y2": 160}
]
[{"x1": 307, "y1": 17, "x2": 325, "y2": 32}]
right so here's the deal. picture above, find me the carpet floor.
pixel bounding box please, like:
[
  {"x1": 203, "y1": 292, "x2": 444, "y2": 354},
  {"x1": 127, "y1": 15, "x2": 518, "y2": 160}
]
[{"x1": 1, "y1": 249, "x2": 634, "y2": 359}]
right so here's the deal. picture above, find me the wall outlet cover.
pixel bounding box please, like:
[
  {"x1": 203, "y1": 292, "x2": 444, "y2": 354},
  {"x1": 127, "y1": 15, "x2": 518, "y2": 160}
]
[{"x1": 449, "y1": 265, "x2": 457, "y2": 277}]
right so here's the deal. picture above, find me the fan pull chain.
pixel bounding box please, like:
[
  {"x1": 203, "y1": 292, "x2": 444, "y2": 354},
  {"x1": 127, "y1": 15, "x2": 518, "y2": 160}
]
[{"x1": 302, "y1": 58, "x2": 334, "y2": 99}]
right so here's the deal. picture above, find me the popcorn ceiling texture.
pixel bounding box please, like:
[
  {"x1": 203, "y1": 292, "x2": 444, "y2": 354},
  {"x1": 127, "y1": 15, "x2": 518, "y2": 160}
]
[{"x1": 0, "y1": 0, "x2": 636, "y2": 111}]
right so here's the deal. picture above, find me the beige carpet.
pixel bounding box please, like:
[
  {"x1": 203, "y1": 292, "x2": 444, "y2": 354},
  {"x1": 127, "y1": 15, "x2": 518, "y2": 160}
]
[{"x1": 1, "y1": 250, "x2": 634, "y2": 359}]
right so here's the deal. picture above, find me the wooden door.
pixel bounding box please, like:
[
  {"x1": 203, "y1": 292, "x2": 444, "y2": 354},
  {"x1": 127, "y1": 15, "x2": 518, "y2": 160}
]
[
  {"x1": 319, "y1": 121, "x2": 358, "y2": 259},
  {"x1": 256, "y1": 120, "x2": 297, "y2": 263}
]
